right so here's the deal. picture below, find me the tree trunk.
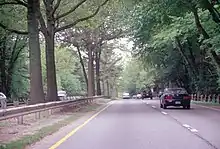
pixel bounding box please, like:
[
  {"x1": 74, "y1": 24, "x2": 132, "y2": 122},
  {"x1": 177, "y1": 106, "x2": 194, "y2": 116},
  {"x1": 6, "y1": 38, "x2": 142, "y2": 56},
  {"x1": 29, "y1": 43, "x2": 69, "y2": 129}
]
[
  {"x1": 101, "y1": 79, "x2": 105, "y2": 95},
  {"x1": 175, "y1": 37, "x2": 198, "y2": 77},
  {"x1": 76, "y1": 46, "x2": 88, "y2": 90},
  {"x1": 192, "y1": 7, "x2": 210, "y2": 39},
  {"x1": 42, "y1": 0, "x2": 58, "y2": 102},
  {"x1": 192, "y1": 6, "x2": 220, "y2": 69},
  {"x1": 87, "y1": 46, "x2": 93, "y2": 97},
  {"x1": 27, "y1": 0, "x2": 44, "y2": 104},
  {"x1": 45, "y1": 33, "x2": 58, "y2": 101},
  {"x1": 106, "y1": 79, "x2": 110, "y2": 97},
  {"x1": 95, "y1": 50, "x2": 101, "y2": 95},
  {"x1": 0, "y1": 38, "x2": 7, "y2": 95},
  {"x1": 91, "y1": 51, "x2": 95, "y2": 96},
  {"x1": 203, "y1": 0, "x2": 220, "y2": 24}
]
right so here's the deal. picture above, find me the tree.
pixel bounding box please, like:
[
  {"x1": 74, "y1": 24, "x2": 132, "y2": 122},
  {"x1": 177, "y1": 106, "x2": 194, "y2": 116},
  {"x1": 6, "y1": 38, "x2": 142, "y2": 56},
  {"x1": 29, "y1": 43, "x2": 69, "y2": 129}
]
[
  {"x1": 0, "y1": 32, "x2": 28, "y2": 98},
  {"x1": 60, "y1": 21, "x2": 123, "y2": 96},
  {"x1": 0, "y1": 0, "x2": 45, "y2": 104},
  {"x1": 41, "y1": 46, "x2": 85, "y2": 95},
  {"x1": 0, "y1": 0, "x2": 111, "y2": 102},
  {"x1": 100, "y1": 42, "x2": 123, "y2": 97},
  {"x1": 38, "y1": 0, "x2": 110, "y2": 101},
  {"x1": 126, "y1": 0, "x2": 220, "y2": 94}
]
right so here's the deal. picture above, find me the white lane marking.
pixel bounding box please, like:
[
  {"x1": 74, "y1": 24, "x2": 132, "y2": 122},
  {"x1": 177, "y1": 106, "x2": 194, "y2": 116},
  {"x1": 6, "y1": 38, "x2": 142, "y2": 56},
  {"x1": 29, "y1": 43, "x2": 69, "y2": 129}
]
[
  {"x1": 183, "y1": 124, "x2": 191, "y2": 128},
  {"x1": 151, "y1": 106, "x2": 156, "y2": 108},
  {"x1": 190, "y1": 128, "x2": 198, "y2": 133},
  {"x1": 182, "y1": 124, "x2": 199, "y2": 133},
  {"x1": 146, "y1": 102, "x2": 148, "y2": 105},
  {"x1": 193, "y1": 104, "x2": 220, "y2": 112},
  {"x1": 161, "y1": 111, "x2": 167, "y2": 115}
]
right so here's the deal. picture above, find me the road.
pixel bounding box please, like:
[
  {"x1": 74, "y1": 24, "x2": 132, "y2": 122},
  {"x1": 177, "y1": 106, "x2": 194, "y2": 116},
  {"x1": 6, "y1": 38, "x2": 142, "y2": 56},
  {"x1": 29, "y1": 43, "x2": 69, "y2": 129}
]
[{"x1": 31, "y1": 99, "x2": 220, "y2": 149}]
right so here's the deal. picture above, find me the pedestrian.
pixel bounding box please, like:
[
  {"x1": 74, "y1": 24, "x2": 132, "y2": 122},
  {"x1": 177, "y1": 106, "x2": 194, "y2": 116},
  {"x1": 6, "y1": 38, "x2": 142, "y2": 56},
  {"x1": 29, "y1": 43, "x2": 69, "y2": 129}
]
[{"x1": 0, "y1": 92, "x2": 7, "y2": 109}]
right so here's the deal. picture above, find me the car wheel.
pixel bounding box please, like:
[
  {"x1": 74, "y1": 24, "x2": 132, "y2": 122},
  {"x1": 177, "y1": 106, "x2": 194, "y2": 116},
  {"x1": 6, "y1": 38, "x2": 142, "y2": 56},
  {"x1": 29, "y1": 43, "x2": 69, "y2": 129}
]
[
  {"x1": 186, "y1": 105, "x2": 191, "y2": 109},
  {"x1": 160, "y1": 104, "x2": 163, "y2": 108}
]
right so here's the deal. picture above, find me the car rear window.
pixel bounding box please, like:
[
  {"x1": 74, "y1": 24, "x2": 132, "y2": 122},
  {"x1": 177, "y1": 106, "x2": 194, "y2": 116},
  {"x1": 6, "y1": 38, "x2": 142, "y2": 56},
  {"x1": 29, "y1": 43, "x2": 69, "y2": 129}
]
[
  {"x1": 165, "y1": 88, "x2": 187, "y2": 94},
  {"x1": 123, "y1": 93, "x2": 129, "y2": 96}
]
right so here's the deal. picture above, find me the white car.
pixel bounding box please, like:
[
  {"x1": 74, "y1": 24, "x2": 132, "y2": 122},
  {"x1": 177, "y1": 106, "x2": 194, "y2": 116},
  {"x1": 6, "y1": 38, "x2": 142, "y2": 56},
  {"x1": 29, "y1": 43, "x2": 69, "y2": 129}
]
[
  {"x1": 58, "y1": 90, "x2": 67, "y2": 100},
  {"x1": 0, "y1": 92, "x2": 7, "y2": 108},
  {"x1": 122, "y1": 92, "x2": 130, "y2": 99},
  {"x1": 137, "y1": 93, "x2": 142, "y2": 99}
]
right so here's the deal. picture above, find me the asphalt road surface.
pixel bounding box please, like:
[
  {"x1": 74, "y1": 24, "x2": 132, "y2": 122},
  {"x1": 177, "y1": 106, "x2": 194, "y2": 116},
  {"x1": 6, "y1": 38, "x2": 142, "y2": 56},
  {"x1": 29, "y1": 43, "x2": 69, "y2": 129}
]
[{"x1": 31, "y1": 99, "x2": 220, "y2": 149}]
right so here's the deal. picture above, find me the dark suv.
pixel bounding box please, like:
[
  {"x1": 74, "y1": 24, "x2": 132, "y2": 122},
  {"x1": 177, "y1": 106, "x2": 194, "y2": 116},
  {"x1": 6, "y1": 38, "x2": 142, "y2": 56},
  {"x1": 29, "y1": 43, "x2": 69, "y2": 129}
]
[{"x1": 141, "y1": 90, "x2": 153, "y2": 99}]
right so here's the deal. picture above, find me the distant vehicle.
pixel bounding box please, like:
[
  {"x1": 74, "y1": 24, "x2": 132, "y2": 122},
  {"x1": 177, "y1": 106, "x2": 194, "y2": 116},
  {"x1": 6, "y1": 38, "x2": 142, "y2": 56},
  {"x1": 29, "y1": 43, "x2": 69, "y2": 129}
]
[
  {"x1": 137, "y1": 93, "x2": 142, "y2": 99},
  {"x1": 122, "y1": 92, "x2": 130, "y2": 99},
  {"x1": 132, "y1": 94, "x2": 137, "y2": 99},
  {"x1": 159, "y1": 88, "x2": 191, "y2": 109},
  {"x1": 58, "y1": 90, "x2": 67, "y2": 100},
  {"x1": 0, "y1": 92, "x2": 7, "y2": 108},
  {"x1": 141, "y1": 90, "x2": 153, "y2": 99}
]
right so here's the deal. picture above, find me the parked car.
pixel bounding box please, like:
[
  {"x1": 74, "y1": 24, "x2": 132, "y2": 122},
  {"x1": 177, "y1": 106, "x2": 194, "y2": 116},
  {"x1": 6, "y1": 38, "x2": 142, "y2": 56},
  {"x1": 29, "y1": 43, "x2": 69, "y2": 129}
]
[
  {"x1": 159, "y1": 88, "x2": 191, "y2": 109},
  {"x1": 122, "y1": 92, "x2": 130, "y2": 99}
]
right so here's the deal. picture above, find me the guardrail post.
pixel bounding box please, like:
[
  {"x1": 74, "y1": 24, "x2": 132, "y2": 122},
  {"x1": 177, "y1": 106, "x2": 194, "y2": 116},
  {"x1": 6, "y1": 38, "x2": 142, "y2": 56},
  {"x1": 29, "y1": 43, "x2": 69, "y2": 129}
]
[
  {"x1": 214, "y1": 94, "x2": 217, "y2": 103},
  {"x1": 218, "y1": 94, "x2": 220, "y2": 104},
  {"x1": 208, "y1": 95, "x2": 211, "y2": 102},
  {"x1": 17, "y1": 116, "x2": 23, "y2": 124},
  {"x1": 35, "y1": 112, "x2": 40, "y2": 119},
  {"x1": 13, "y1": 100, "x2": 19, "y2": 107},
  {"x1": 49, "y1": 109, "x2": 52, "y2": 115}
]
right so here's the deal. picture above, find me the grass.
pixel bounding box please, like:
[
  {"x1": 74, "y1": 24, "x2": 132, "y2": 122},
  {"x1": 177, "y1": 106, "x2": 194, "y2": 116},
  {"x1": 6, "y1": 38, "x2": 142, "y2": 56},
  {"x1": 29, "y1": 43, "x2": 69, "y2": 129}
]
[
  {"x1": 192, "y1": 100, "x2": 220, "y2": 106},
  {"x1": 0, "y1": 103, "x2": 103, "y2": 149}
]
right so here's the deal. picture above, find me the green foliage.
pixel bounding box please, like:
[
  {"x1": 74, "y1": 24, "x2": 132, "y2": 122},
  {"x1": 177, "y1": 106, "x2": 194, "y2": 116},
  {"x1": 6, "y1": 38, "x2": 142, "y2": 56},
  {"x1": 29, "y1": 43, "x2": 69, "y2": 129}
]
[
  {"x1": 127, "y1": 0, "x2": 220, "y2": 94},
  {"x1": 41, "y1": 46, "x2": 85, "y2": 95},
  {"x1": 119, "y1": 58, "x2": 155, "y2": 93},
  {"x1": 0, "y1": 30, "x2": 28, "y2": 98}
]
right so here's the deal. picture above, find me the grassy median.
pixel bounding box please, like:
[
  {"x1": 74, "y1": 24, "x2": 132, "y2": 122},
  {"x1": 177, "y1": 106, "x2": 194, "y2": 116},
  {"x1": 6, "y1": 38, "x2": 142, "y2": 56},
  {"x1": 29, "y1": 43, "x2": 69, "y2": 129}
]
[{"x1": 192, "y1": 101, "x2": 220, "y2": 106}]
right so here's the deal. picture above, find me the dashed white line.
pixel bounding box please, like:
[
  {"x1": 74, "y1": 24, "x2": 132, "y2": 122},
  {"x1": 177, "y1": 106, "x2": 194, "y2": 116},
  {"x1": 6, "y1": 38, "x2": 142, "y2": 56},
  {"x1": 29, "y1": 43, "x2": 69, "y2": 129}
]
[
  {"x1": 183, "y1": 124, "x2": 191, "y2": 128},
  {"x1": 190, "y1": 128, "x2": 198, "y2": 133},
  {"x1": 151, "y1": 106, "x2": 156, "y2": 108},
  {"x1": 182, "y1": 124, "x2": 198, "y2": 133},
  {"x1": 161, "y1": 111, "x2": 167, "y2": 115}
]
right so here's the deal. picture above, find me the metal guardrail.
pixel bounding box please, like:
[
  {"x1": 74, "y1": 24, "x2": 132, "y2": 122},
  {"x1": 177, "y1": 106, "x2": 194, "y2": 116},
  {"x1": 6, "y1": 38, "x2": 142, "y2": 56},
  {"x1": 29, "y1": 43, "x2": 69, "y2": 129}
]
[
  {"x1": 0, "y1": 96, "x2": 104, "y2": 124},
  {"x1": 4, "y1": 96, "x2": 84, "y2": 107}
]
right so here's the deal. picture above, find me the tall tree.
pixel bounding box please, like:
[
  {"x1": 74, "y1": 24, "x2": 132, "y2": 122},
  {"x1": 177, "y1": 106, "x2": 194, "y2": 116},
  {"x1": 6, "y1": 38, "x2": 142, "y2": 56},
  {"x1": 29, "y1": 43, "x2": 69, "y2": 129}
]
[
  {"x1": 0, "y1": 0, "x2": 45, "y2": 103},
  {"x1": 27, "y1": 0, "x2": 45, "y2": 103},
  {"x1": 38, "y1": 0, "x2": 110, "y2": 101}
]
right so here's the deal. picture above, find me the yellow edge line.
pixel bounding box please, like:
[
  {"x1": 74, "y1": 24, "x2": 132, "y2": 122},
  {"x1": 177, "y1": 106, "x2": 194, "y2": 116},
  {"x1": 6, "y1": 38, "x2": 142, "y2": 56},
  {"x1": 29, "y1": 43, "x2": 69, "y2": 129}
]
[{"x1": 49, "y1": 102, "x2": 112, "y2": 149}]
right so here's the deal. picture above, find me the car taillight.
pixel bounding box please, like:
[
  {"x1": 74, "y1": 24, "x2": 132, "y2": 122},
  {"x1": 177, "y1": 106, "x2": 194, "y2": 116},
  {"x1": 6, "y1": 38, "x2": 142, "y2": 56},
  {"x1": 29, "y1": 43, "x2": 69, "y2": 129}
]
[
  {"x1": 165, "y1": 95, "x2": 173, "y2": 100},
  {"x1": 183, "y1": 96, "x2": 191, "y2": 100}
]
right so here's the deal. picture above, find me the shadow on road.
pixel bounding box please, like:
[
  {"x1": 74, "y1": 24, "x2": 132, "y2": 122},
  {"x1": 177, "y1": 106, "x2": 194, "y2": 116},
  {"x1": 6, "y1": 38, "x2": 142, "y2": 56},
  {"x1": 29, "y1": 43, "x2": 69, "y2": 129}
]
[{"x1": 164, "y1": 107, "x2": 194, "y2": 110}]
